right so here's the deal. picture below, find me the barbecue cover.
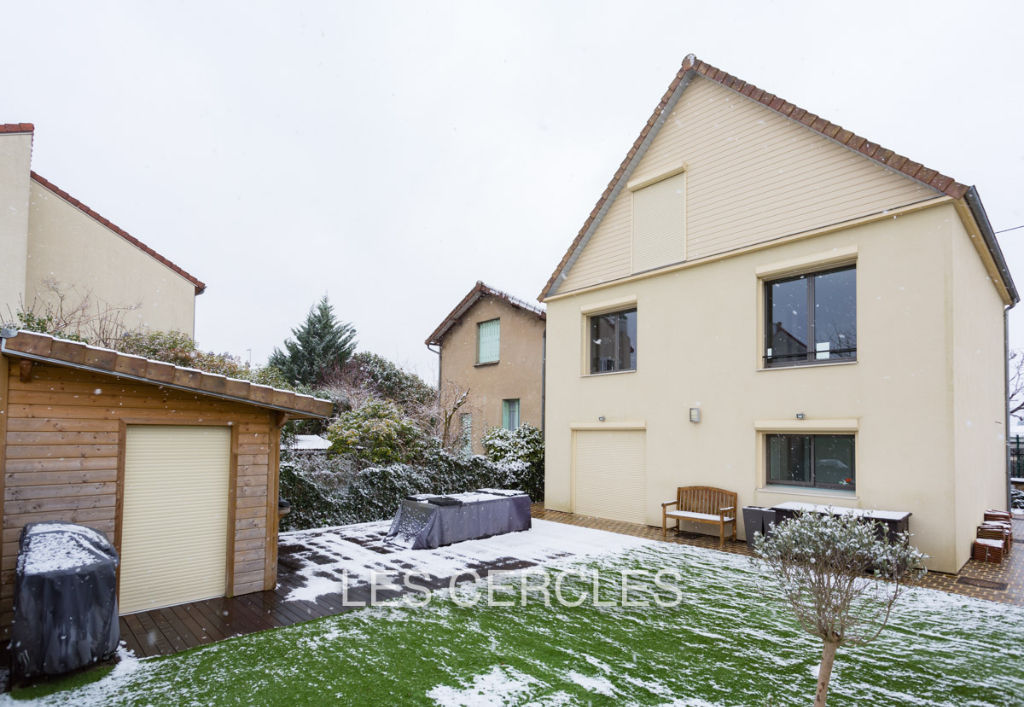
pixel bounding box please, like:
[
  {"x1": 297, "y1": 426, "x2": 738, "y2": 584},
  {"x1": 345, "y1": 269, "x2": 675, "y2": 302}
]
[{"x1": 11, "y1": 523, "x2": 120, "y2": 678}]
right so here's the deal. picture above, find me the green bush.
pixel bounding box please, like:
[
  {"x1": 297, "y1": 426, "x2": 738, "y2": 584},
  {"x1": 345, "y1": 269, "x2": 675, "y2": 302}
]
[
  {"x1": 278, "y1": 455, "x2": 350, "y2": 531},
  {"x1": 326, "y1": 398, "x2": 429, "y2": 466},
  {"x1": 482, "y1": 424, "x2": 544, "y2": 502},
  {"x1": 339, "y1": 352, "x2": 436, "y2": 408}
]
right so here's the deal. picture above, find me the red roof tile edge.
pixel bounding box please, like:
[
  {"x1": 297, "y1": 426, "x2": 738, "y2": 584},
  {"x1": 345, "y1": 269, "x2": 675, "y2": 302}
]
[
  {"x1": 426, "y1": 281, "x2": 546, "y2": 346},
  {"x1": 0, "y1": 330, "x2": 333, "y2": 418},
  {"x1": 539, "y1": 54, "x2": 972, "y2": 301},
  {"x1": 29, "y1": 171, "x2": 207, "y2": 294},
  {"x1": 0, "y1": 123, "x2": 35, "y2": 134}
]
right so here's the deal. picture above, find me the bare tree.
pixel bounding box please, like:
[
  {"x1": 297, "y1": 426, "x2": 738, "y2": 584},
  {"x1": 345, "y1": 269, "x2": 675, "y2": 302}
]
[
  {"x1": 753, "y1": 511, "x2": 926, "y2": 706},
  {"x1": 437, "y1": 380, "x2": 472, "y2": 451},
  {"x1": 3, "y1": 280, "x2": 139, "y2": 347}
]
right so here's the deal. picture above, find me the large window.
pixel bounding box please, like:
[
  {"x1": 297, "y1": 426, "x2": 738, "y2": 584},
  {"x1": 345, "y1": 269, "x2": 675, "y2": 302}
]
[
  {"x1": 589, "y1": 308, "x2": 637, "y2": 374},
  {"x1": 766, "y1": 434, "x2": 855, "y2": 490},
  {"x1": 765, "y1": 266, "x2": 856, "y2": 367},
  {"x1": 477, "y1": 319, "x2": 500, "y2": 364},
  {"x1": 502, "y1": 399, "x2": 520, "y2": 430}
]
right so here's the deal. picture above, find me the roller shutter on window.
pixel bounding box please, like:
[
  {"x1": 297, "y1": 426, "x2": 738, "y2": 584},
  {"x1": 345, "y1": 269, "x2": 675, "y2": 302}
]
[
  {"x1": 119, "y1": 425, "x2": 231, "y2": 614},
  {"x1": 573, "y1": 430, "x2": 646, "y2": 524}
]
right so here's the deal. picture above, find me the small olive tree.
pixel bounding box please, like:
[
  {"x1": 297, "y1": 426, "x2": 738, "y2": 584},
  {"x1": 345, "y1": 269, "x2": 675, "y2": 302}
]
[{"x1": 753, "y1": 511, "x2": 926, "y2": 707}]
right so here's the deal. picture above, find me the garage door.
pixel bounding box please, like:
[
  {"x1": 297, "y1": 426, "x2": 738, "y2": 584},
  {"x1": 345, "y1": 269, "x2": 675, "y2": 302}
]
[
  {"x1": 573, "y1": 430, "x2": 646, "y2": 524},
  {"x1": 120, "y1": 425, "x2": 231, "y2": 614}
]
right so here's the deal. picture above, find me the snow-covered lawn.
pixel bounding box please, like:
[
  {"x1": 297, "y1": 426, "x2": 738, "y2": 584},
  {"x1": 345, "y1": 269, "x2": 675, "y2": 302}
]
[{"x1": 8, "y1": 523, "x2": 1024, "y2": 706}]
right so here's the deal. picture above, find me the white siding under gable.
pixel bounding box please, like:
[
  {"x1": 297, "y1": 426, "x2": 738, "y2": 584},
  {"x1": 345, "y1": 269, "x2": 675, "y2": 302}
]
[{"x1": 557, "y1": 76, "x2": 939, "y2": 294}]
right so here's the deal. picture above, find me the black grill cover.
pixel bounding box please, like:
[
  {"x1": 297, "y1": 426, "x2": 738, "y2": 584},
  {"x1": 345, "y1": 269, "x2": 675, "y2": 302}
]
[{"x1": 11, "y1": 523, "x2": 120, "y2": 678}]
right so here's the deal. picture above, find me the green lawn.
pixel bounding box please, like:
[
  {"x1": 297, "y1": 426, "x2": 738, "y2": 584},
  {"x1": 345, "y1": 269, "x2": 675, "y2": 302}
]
[{"x1": 8, "y1": 543, "x2": 1024, "y2": 706}]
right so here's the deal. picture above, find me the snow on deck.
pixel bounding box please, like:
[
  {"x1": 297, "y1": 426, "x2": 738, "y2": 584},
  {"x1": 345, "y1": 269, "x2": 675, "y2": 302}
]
[{"x1": 278, "y1": 518, "x2": 651, "y2": 604}]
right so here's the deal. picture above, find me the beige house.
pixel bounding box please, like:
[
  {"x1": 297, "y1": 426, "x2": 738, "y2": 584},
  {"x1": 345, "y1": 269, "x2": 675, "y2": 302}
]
[
  {"x1": 0, "y1": 124, "x2": 203, "y2": 337},
  {"x1": 427, "y1": 282, "x2": 546, "y2": 455},
  {"x1": 540, "y1": 54, "x2": 1017, "y2": 574}
]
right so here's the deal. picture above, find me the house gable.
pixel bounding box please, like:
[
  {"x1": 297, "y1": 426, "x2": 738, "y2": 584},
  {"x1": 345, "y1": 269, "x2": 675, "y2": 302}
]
[{"x1": 555, "y1": 74, "x2": 941, "y2": 295}]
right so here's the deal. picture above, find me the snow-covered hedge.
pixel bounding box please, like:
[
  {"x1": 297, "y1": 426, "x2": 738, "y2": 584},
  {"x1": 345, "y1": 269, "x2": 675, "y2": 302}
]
[
  {"x1": 482, "y1": 424, "x2": 544, "y2": 502},
  {"x1": 280, "y1": 446, "x2": 536, "y2": 530}
]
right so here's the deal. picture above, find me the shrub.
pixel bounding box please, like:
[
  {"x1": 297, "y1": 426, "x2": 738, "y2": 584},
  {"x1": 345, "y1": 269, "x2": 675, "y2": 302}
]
[
  {"x1": 337, "y1": 352, "x2": 435, "y2": 409},
  {"x1": 278, "y1": 450, "x2": 350, "y2": 528},
  {"x1": 482, "y1": 424, "x2": 544, "y2": 502},
  {"x1": 326, "y1": 399, "x2": 430, "y2": 466}
]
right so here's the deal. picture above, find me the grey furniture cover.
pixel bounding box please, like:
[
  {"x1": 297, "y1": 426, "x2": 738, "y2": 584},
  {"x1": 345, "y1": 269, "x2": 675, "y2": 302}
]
[
  {"x1": 387, "y1": 490, "x2": 532, "y2": 549},
  {"x1": 11, "y1": 522, "x2": 120, "y2": 678}
]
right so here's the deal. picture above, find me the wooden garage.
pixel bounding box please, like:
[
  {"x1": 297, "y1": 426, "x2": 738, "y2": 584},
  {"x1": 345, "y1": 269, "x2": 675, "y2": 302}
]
[{"x1": 0, "y1": 330, "x2": 332, "y2": 631}]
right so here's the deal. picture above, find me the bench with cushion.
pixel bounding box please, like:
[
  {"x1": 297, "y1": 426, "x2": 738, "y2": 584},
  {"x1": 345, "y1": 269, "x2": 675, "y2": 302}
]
[{"x1": 661, "y1": 486, "x2": 737, "y2": 547}]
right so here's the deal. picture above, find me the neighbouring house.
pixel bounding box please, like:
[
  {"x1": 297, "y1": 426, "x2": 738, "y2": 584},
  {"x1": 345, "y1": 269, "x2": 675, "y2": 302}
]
[
  {"x1": 0, "y1": 330, "x2": 332, "y2": 630},
  {"x1": 0, "y1": 124, "x2": 204, "y2": 337},
  {"x1": 540, "y1": 54, "x2": 1017, "y2": 574},
  {"x1": 427, "y1": 282, "x2": 546, "y2": 455}
]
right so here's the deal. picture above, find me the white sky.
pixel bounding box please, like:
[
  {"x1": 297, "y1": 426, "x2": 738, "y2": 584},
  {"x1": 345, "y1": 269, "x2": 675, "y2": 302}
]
[{"x1": 2, "y1": 1, "x2": 1022, "y2": 384}]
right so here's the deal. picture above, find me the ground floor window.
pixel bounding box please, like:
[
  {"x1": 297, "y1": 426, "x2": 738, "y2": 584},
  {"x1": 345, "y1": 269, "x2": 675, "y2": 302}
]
[
  {"x1": 502, "y1": 399, "x2": 520, "y2": 430},
  {"x1": 766, "y1": 434, "x2": 855, "y2": 490},
  {"x1": 460, "y1": 413, "x2": 473, "y2": 454}
]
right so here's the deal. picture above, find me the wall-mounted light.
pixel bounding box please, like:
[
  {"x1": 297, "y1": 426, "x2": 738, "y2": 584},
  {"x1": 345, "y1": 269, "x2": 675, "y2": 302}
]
[
  {"x1": 598, "y1": 416, "x2": 606, "y2": 422},
  {"x1": 689, "y1": 408, "x2": 701, "y2": 423},
  {"x1": 795, "y1": 412, "x2": 805, "y2": 420}
]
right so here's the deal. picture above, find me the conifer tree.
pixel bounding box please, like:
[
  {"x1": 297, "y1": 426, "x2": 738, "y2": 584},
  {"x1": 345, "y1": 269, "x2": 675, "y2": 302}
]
[{"x1": 269, "y1": 296, "x2": 357, "y2": 387}]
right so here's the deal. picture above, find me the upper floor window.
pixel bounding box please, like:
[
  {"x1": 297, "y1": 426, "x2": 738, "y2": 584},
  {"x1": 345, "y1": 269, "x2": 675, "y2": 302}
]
[
  {"x1": 502, "y1": 399, "x2": 520, "y2": 430},
  {"x1": 477, "y1": 319, "x2": 500, "y2": 364},
  {"x1": 766, "y1": 433, "x2": 855, "y2": 490},
  {"x1": 589, "y1": 308, "x2": 637, "y2": 374},
  {"x1": 765, "y1": 266, "x2": 856, "y2": 367}
]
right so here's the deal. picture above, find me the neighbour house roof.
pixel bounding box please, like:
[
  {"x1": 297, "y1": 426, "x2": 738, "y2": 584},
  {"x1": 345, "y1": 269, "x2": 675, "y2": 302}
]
[
  {"x1": 540, "y1": 54, "x2": 1018, "y2": 304},
  {"x1": 0, "y1": 123, "x2": 35, "y2": 134},
  {"x1": 29, "y1": 172, "x2": 207, "y2": 295},
  {"x1": 286, "y1": 434, "x2": 332, "y2": 451},
  {"x1": 426, "y1": 281, "x2": 546, "y2": 347},
  {"x1": 0, "y1": 330, "x2": 333, "y2": 418}
]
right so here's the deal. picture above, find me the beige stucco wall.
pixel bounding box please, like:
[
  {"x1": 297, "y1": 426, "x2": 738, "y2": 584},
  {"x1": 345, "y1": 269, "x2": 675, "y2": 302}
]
[
  {"x1": 559, "y1": 76, "x2": 938, "y2": 294},
  {"x1": 951, "y1": 213, "x2": 1009, "y2": 570},
  {"x1": 25, "y1": 180, "x2": 197, "y2": 336},
  {"x1": 0, "y1": 134, "x2": 33, "y2": 317},
  {"x1": 544, "y1": 201, "x2": 1005, "y2": 574},
  {"x1": 438, "y1": 296, "x2": 545, "y2": 454}
]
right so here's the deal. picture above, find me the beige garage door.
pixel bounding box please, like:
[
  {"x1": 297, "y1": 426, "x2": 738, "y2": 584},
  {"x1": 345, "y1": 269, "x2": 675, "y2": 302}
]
[
  {"x1": 573, "y1": 430, "x2": 646, "y2": 524},
  {"x1": 120, "y1": 425, "x2": 231, "y2": 614}
]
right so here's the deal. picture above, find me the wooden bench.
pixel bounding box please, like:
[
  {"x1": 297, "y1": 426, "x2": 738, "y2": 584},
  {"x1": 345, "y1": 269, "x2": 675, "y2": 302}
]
[{"x1": 661, "y1": 486, "x2": 737, "y2": 547}]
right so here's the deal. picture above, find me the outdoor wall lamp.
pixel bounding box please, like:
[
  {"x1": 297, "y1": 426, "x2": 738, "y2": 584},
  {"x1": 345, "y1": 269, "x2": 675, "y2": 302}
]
[{"x1": 689, "y1": 408, "x2": 701, "y2": 423}]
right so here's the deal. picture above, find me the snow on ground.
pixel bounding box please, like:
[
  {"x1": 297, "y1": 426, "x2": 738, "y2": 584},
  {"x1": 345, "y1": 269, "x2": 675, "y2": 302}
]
[{"x1": 280, "y1": 518, "x2": 652, "y2": 603}]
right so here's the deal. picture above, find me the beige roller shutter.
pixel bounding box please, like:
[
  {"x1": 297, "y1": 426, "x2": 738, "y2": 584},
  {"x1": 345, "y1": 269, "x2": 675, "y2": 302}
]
[
  {"x1": 120, "y1": 425, "x2": 231, "y2": 614},
  {"x1": 573, "y1": 430, "x2": 646, "y2": 523}
]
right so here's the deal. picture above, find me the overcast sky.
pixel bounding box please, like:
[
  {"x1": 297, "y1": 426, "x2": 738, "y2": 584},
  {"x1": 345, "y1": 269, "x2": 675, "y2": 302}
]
[{"x1": 2, "y1": 1, "x2": 1023, "y2": 383}]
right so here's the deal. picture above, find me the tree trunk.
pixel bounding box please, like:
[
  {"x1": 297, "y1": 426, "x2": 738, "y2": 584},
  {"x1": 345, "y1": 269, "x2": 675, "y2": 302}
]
[{"x1": 814, "y1": 640, "x2": 839, "y2": 707}]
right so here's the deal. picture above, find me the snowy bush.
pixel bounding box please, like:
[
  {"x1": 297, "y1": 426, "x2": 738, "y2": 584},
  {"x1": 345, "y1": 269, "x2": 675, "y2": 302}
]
[
  {"x1": 482, "y1": 424, "x2": 544, "y2": 502},
  {"x1": 278, "y1": 457, "x2": 348, "y2": 531},
  {"x1": 326, "y1": 398, "x2": 430, "y2": 466},
  {"x1": 1012, "y1": 487, "x2": 1024, "y2": 510}
]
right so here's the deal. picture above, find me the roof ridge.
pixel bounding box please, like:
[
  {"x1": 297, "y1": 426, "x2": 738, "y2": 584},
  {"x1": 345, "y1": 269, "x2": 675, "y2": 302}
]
[
  {"x1": 539, "y1": 54, "x2": 971, "y2": 300},
  {"x1": 30, "y1": 171, "x2": 206, "y2": 294},
  {"x1": 426, "y1": 281, "x2": 545, "y2": 346}
]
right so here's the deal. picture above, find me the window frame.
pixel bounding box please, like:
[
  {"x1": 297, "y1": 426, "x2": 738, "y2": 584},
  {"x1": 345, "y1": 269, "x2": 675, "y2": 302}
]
[
  {"x1": 763, "y1": 265, "x2": 856, "y2": 368},
  {"x1": 765, "y1": 433, "x2": 856, "y2": 491},
  {"x1": 587, "y1": 307, "x2": 638, "y2": 375},
  {"x1": 476, "y1": 318, "x2": 500, "y2": 365},
  {"x1": 502, "y1": 399, "x2": 520, "y2": 430}
]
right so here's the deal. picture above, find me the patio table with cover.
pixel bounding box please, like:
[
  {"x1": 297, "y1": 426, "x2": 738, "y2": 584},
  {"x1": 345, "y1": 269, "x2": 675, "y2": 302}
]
[{"x1": 386, "y1": 490, "x2": 532, "y2": 550}]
